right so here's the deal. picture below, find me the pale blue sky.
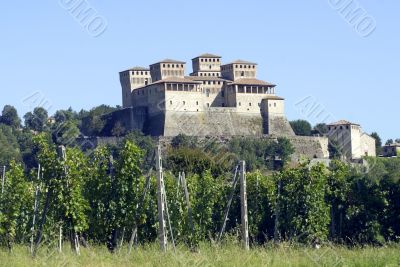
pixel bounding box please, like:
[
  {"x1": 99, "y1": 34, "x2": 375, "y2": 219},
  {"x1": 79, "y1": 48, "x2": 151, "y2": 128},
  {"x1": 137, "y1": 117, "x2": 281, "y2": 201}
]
[{"x1": 0, "y1": 1, "x2": 398, "y2": 141}]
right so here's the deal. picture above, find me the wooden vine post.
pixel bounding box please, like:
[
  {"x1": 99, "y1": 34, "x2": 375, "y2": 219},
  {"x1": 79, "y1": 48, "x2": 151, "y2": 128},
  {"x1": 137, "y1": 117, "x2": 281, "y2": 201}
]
[
  {"x1": 1, "y1": 166, "x2": 5, "y2": 195},
  {"x1": 239, "y1": 160, "x2": 249, "y2": 250},
  {"x1": 156, "y1": 145, "x2": 168, "y2": 252}
]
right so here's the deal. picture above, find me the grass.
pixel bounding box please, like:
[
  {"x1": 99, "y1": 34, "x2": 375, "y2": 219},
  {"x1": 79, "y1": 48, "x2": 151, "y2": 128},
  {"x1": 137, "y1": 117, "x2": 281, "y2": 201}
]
[{"x1": 0, "y1": 242, "x2": 399, "y2": 267}]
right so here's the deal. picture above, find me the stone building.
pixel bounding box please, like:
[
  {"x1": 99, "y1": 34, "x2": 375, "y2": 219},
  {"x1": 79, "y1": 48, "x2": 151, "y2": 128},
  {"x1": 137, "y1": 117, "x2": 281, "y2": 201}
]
[
  {"x1": 118, "y1": 53, "x2": 293, "y2": 137},
  {"x1": 111, "y1": 53, "x2": 331, "y2": 160},
  {"x1": 382, "y1": 143, "x2": 400, "y2": 157},
  {"x1": 327, "y1": 120, "x2": 376, "y2": 160}
]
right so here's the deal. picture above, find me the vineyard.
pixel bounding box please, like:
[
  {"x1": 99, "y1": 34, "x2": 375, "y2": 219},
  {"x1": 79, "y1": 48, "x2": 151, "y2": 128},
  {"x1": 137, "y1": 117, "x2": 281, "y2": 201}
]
[{"x1": 0, "y1": 132, "x2": 400, "y2": 265}]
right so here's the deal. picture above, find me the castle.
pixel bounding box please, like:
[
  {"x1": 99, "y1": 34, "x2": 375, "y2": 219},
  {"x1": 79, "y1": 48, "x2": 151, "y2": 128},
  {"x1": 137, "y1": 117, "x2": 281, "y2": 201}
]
[
  {"x1": 118, "y1": 53, "x2": 294, "y2": 137},
  {"x1": 111, "y1": 53, "x2": 376, "y2": 161}
]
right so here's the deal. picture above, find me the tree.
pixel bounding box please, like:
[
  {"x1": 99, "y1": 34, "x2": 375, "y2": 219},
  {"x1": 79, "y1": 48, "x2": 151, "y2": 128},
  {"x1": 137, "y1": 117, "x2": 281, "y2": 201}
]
[
  {"x1": 386, "y1": 139, "x2": 394, "y2": 145},
  {"x1": 53, "y1": 108, "x2": 78, "y2": 124},
  {"x1": 312, "y1": 123, "x2": 329, "y2": 135},
  {"x1": 79, "y1": 105, "x2": 118, "y2": 136},
  {"x1": 370, "y1": 132, "x2": 382, "y2": 155},
  {"x1": 290, "y1": 120, "x2": 312, "y2": 136},
  {"x1": 0, "y1": 105, "x2": 21, "y2": 129},
  {"x1": 274, "y1": 137, "x2": 295, "y2": 169},
  {"x1": 329, "y1": 140, "x2": 342, "y2": 159},
  {"x1": 24, "y1": 107, "x2": 49, "y2": 132},
  {"x1": 111, "y1": 121, "x2": 125, "y2": 137},
  {"x1": 52, "y1": 120, "x2": 80, "y2": 146},
  {"x1": 171, "y1": 134, "x2": 198, "y2": 149},
  {"x1": 0, "y1": 125, "x2": 20, "y2": 166}
]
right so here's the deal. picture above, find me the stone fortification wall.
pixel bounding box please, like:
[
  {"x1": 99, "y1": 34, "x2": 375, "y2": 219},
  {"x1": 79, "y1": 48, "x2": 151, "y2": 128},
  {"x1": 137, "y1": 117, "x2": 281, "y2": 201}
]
[
  {"x1": 158, "y1": 135, "x2": 330, "y2": 160},
  {"x1": 161, "y1": 109, "x2": 263, "y2": 137}
]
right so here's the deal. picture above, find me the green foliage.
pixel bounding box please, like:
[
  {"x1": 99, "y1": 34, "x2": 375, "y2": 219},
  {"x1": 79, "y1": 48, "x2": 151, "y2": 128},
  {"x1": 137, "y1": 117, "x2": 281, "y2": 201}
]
[
  {"x1": 275, "y1": 163, "x2": 330, "y2": 243},
  {"x1": 171, "y1": 134, "x2": 198, "y2": 149},
  {"x1": 166, "y1": 147, "x2": 228, "y2": 176},
  {"x1": 0, "y1": 161, "x2": 32, "y2": 249},
  {"x1": 52, "y1": 120, "x2": 81, "y2": 146},
  {"x1": 329, "y1": 139, "x2": 343, "y2": 159},
  {"x1": 85, "y1": 141, "x2": 145, "y2": 249},
  {"x1": 290, "y1": 120, "x2": 312, "y2": 136},
  {"x1": 0, "y1": 125, "x2": 20, "y2": 166},
  {"x1": 312, "y1": 123, "x2": 329, "y2": 135},
  {"x1": 123, "y1": 131, "x2": 155, "y2": 171},
  {"x1": 0, "y1": 105, "x2": 21, "y2": 129},
  {"x1": 370, "y1": 132, "x2": 382, "y2": 155},
  {"x1": 24, "y1": 107, "x2": 49, "y2": 132},
  {"x1": 79, "y1": 105, "x2": 118, "y2": 136},
  {"x1": 228, "y1": 137, "x2": 294, "y2": 171},
  {"x1": 0, "y1": 118, "x2": 399, "y2": 251}
]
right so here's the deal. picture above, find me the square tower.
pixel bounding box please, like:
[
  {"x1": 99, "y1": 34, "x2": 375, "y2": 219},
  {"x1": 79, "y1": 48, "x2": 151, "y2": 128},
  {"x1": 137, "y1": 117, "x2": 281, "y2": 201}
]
[
  {"x1": 221, "y1": 60, "x2": 257, "y2": 81},
  {"x1": 191, "y1": 53, "x2": 222, "y2": 77},
  {"x1": 149, "y1": 59, "x2": 186, "y2": 82},
  {"x1": 327, "y1": 120, "x2": 376, "y2": 159},
  {"x1": 119, "y1": 67, "x2": 151, "y2": 108}
]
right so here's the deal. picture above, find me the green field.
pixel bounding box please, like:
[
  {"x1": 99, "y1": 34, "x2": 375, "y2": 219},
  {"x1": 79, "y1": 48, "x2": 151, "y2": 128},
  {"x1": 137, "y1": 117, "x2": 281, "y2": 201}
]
[{"x1": 1, "y1": 243, "x2": 399, "y2": 267}]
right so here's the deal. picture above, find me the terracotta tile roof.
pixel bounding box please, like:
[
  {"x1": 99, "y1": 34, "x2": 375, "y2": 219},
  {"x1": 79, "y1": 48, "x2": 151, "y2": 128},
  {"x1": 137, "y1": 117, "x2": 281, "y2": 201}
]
[
  {"x1": 385, "y1": 143, "x2": 400, "y2": 147},
  {"x1": 152, "y1": 59, "x2": 186, "y2": 64},
  {"x1": 231, "y1": 78, "x2": 276, "y2": 86},
  {"x1": 152, "y1": 77, "x2": 202, "y2": 84},
  {"x1": 120, "y1": 66, "x2": 149, "y2": 73},
  {"x1": 224, "y1": 59, "x2": 258, "y2": 65},
  {"x1": 128, "y1": 66, "x2": 149, "y2": 71},
  {"x1": 328, "y1": 120, "x2": 360, "y2": 126},
  {"x1": 264, "y1": 95, "x2": 284, "y2": 100},
  {"x1": 186, "y1": 76, "x2": 230, "y2": 82},
  {"x1": 192, "y1": 53, "x2": 221, "y2": 59}
]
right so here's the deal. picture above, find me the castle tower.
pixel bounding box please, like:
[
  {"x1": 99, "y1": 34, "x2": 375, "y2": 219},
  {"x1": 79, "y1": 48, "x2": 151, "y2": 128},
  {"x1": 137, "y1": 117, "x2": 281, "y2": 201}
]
[
  {"x1": 326, "y1": 120, "x2": 378, "y2": 160},
  {"x1": 149, "y1": 59, "x2": 186, "y2": 82},
  {"x1": 191, "y1": 53, "x2": 222, "y2": 77},
  {"x1": 221, "y1": 60, "x2": 257, "y2": 81},
  {"x1": 260, "y1": 96, "x2": 295, "y2": 136},
  {"x1": 120, "y1": 67, "x2": 152, "y2": 108}
]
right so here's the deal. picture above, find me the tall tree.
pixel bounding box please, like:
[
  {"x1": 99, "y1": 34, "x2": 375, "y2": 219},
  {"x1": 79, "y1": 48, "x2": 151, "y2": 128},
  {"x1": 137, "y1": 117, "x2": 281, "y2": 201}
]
[
  {"x1": 370, "y1": 132, "x2": 382, "y2": 155},
  {"x1": 386, "y1": 139, "x2": 394, "y2": 145},
  {"x1": 24, "y1": 107, "x2": 49, "y2": 132},
  {"x1": 312, "y1": 123, "x2": 329, "y2": 135},
  {"x1": 289, "y1": 120, "x2": 312, "y2": 136},
  {"x1": 0, "y1": 125, "x2": 20, "y2": 166},
  {"x1": 0, "y1": 105, "x2": 21, "y2": 129}
]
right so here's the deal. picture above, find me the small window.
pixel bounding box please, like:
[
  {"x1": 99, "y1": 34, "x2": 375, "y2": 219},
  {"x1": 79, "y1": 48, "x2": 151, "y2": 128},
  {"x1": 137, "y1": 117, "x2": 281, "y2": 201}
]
[
  {"x1": 207, "y1": 103, "x2": 210, "y2": 107},
  {"x1": 239, "y1": 102, "x2": 241, "y2": 106},
  {"x1": 249, "y1": 103, "x2": 252, "y2": 106},
  {"x1": 183, "y1": 101, "x2": 186, "y2": 105},
  {"x1": 170, "y1": 100, "x2": 172, "y2": 105},
  {"x1": 196, "y1": 101, "x2": 199, "y2": 105},
  {"x1": 274, "y1": 103, "x2": 276, "y2": 107}
]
